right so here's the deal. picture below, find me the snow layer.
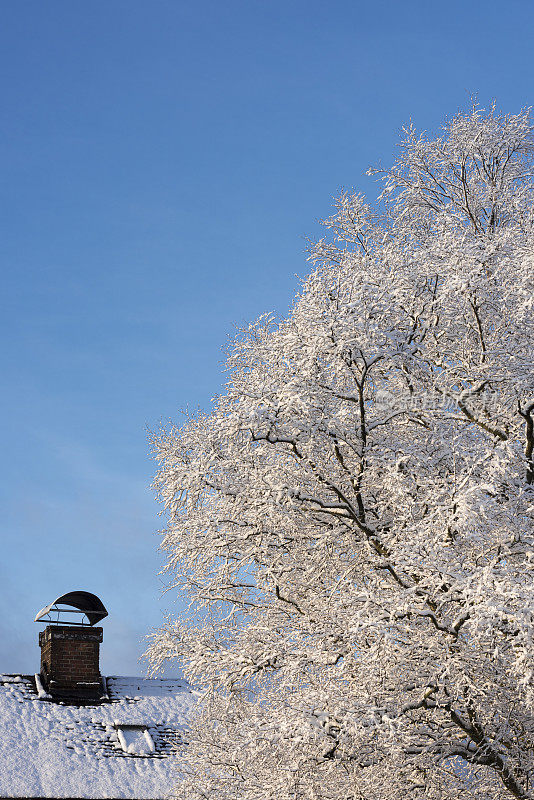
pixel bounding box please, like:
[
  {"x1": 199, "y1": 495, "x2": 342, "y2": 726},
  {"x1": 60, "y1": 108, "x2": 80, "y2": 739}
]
[{"x1": 0, "y1": 674, "x2": 198, "y2": 799}]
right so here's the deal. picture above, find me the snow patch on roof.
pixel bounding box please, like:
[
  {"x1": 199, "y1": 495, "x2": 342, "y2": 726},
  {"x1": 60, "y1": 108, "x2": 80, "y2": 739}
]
[{"x1": 0, "y1": 674, "x2": 199, "y2": 799}]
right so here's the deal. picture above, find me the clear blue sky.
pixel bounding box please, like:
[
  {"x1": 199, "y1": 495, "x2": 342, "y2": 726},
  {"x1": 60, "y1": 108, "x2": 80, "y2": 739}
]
[{"x1": 1, "y1": 0, "x2": 533, "y2": 676}]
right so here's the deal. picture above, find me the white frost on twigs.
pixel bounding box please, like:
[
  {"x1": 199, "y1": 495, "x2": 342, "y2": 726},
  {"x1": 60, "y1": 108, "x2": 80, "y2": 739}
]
[{"x1": 148, "y1": 102, "x2": 534, "y2": 800}]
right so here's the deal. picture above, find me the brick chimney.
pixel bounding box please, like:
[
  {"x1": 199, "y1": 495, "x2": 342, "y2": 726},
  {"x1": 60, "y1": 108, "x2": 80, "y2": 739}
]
[
  {"x1": 39, "y1": 625, "x2": 104, "y2": 699},
  {"x1": 35, "y1": 591, "x2": 108, "y2": 700}
]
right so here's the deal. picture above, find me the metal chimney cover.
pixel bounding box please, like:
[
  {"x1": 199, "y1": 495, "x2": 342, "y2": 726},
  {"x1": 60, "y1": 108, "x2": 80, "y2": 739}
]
[{"x1": 34, "y1": 590, "x2": 108, "y2": 626}]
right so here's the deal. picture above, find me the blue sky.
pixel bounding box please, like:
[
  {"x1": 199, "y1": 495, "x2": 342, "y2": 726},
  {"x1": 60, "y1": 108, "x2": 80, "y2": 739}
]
[{"x1": 1, "y1": 0, "x2": 533, "y2": 676}]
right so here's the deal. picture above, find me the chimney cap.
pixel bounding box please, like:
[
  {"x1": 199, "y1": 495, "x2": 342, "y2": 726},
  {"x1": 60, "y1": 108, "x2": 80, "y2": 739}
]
[{"x1": 35, "y1": 590, "x2": 108, "y2": 626}]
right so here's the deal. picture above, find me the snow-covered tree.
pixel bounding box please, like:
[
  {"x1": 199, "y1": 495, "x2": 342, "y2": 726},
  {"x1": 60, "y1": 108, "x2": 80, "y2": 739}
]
[{"x1": 149, "y1": 103, "x2": 534, "y2": 800}]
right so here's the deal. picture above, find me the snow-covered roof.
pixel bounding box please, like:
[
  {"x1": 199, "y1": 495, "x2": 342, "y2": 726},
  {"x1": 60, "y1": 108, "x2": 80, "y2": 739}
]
[{"x1": 0, "y1": 674, "x2": 198, "y2": 799}]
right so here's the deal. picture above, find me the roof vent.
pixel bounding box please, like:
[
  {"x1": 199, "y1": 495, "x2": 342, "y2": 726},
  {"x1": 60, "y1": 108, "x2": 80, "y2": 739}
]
[
  {"x1": 34, "y1": 591, "x2": 108, "y2": 627},
  {"x1": 115, "y1": 724, "x2": 156, "y2": 755}
]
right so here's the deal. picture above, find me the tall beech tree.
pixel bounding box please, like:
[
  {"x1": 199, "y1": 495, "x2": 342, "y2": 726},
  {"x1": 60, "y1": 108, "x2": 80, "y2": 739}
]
[{"x1": 149, "y1": 104, "x2": 534, "y2": 800}]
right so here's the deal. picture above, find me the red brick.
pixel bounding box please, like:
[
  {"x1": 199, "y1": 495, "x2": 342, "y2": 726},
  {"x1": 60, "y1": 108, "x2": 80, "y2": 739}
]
[{"x1": 39, "y1": 625, "x2": 103, "y2": 698}]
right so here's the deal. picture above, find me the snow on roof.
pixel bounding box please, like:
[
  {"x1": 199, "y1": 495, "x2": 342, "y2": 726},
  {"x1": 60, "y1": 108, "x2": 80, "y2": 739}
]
[{"x1": 0, "y1": 674, "x2": 199, "y2": 799}]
